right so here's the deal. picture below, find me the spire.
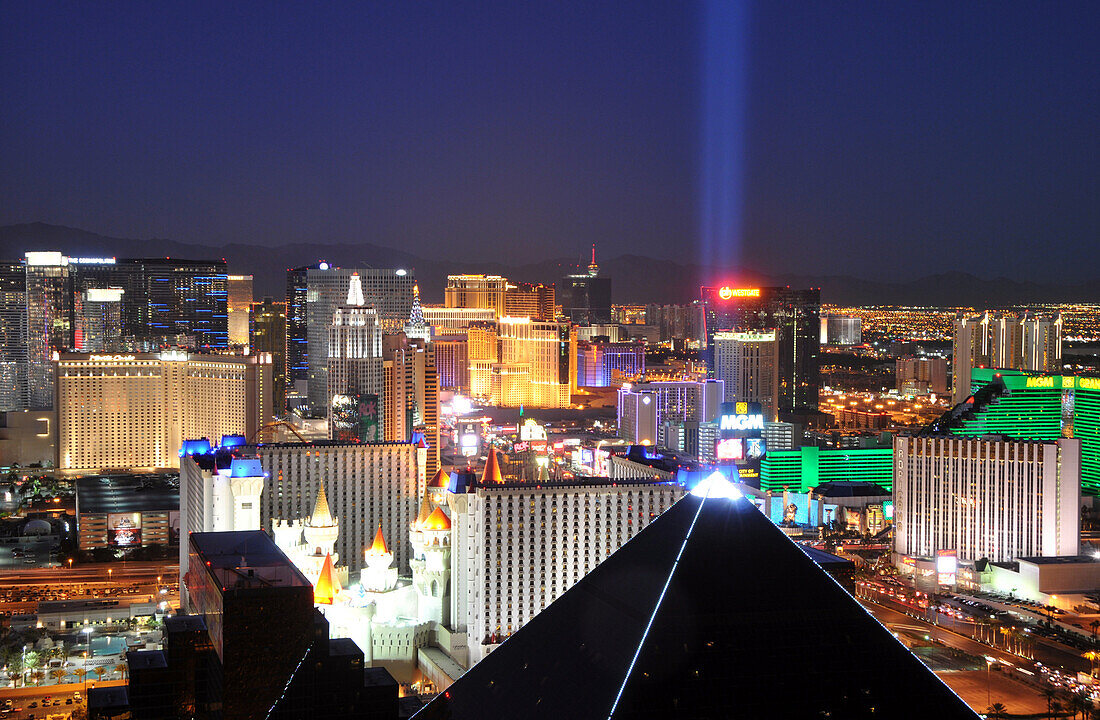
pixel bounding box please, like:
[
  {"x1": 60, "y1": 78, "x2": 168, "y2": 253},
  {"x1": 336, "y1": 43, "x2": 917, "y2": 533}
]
[
  {"x1": 367, "y1": 524, "x2": 389, "y2": 556},
  {"x1": 310, "y1": 483, "x2": 334, "y2": 527},
  {"x1": 415, "y1": 483, "x2": 434, "y2": 527},
  {"x1": 481, "y1": 448, "x2": 503, "y2": 485},
  {"x1": 587, "y1": 244, "x2": 599, "y2": 277},
  {"x1": 347, "y1": 272, "x2": 365, "y2": 306},
  {"x1": 408, "y1": 283, "x2": 425, "y2": 327},
  {"x1": 423, "y1": 506, "x2": 451, "y2": 531},
  {"x1": 428, "y1": 466, "x2": 448, "y2": 489},
  {"x1": 314, "y1": 552, "x2": 341, "y2": 605}
]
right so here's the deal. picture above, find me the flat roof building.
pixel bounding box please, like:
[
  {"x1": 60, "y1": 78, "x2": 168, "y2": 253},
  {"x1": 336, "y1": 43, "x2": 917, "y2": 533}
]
[
  {"x1": 56, "y1": 351, "x2": 273, "y2": 470},
  {"x1": 75, "y1": 474, "x2": 179, "y2": 552}
]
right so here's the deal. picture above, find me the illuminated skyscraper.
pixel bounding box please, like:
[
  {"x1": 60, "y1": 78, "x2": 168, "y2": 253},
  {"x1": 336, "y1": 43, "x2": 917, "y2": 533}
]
[
  {"x1": 73, "y1": 287, "x2": 123, "y2": 352},
  {"x1": 383, "y1": 333, "x2": 440, "y2": 472},
  {"x1": 951, "y1": 311, "x2": 990, "y2": 402},
  {"x1": 503, "y1": 281, "x2": 555, "y2": 321},
  {"x1": 895, "y1": 435, "x2": 1080, "y2": 563},
  {"x1": 433, "y1": 333, "x2": 469, "y2": 392},
  {"x1": 327, "y1": 274, "x2": 383, "y2": 439},
  {"x1": 226, "y1": 274, "x2": 253, "y2": 347},
  {"x1": 306, "y1": 266, "x2": 414, "y2": 411},
  {"x1": 56, "y1": 351, "x2": 273, "y2": 469},
  {"x1": 559, "y1": 247, "x2": 611, "y2": 325},
  {"x1": 952, "y1": 312, "x2": 1061, "y2": 403},
  {"x1": 284, "y1": 265, "x2": 311, "y2": 407},
  {"x1": 713, "y1": 330, "x2": 779, "y2": 420},
  {"x1": 491, "y1": 318, "x2": 574, "y2": 408},
  {"x1": 250, "y1": 296, "x2": 287, "y2": 413},
  {"x1": 73, "y1": 257, "x2": 229, "y2": 349},
  {"x1": 701, "y1": 286, "x2": 819, "y2": 412},
  {"x1": 0, "y1": 263, "x2": 28, "y2": 411},
  {"x1": 25, "y1": 252, "x2": 72, "y2": 409},
  {"x1": 445, "y1": 275, "x2": 507, "y2": 316}
]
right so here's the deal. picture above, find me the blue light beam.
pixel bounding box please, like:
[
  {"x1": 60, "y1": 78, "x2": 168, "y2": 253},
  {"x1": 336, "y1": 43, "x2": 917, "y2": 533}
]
[{"x1": 699, "y1": 0, "x2": 749, "y2": 274}]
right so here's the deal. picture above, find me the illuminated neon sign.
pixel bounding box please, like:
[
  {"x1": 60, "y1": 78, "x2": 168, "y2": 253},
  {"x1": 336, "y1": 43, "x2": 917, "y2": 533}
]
[
  {"x1": 1025, "y1": 376, "x2": 1055, "y2": 388},
  {"x1": 718, "y1": 287, "x2": 760, "y2": 299},
  {"x1": 719, "y1": 413, "x2": 765, "y2": 431},
  {"x1": 89, "y1": 354, "x2": 136, "y2": 362}
]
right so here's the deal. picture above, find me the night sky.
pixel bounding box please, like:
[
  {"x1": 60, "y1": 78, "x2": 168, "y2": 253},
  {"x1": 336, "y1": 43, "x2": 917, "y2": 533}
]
[{"x1": 1, "y1": 1, "x2": 1096, "y2": 281}]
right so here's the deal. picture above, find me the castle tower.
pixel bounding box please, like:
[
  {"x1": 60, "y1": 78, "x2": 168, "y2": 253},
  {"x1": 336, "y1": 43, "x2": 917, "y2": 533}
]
[
  {"x1": 410, "y1": 483, "x2": 434, "y2": 563},
  {"x1": 413, "y1": 506, "x2": 451, "y2": 625},
  {"x1": 427, "y1": 466, "x2": 449, "y2": 503},
  {"x1": 362, "y1": 524, "x2": 398, "y2": 592},
  {"x1": 302, "y1": 482, "x2": 340, "y2": 582}
]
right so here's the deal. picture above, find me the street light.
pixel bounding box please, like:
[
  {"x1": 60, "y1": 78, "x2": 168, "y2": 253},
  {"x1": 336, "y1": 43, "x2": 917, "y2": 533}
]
[
  {"x1": 68, "y1": 558, "x2": 73, "y2": 570},
  {"x1": 985, "y1": 657, "x2": 992, "y2": 707}
]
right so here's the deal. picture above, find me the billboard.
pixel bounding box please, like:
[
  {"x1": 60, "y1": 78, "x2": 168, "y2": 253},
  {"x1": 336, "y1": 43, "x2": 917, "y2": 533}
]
[
  {"x1": 108, "y1": 512, "x2": 142, "y2": 547},
  {"x1": 457, "y1": 420, "x2": 481, "y2": 457},
  {"x1": 715, "y1": 438, "x2": 744, "y2": 461},
  {"x1": 331, "y1": 393, "x2": 381, "y2": 443},
  {"x1": 716, "y1": 401, "x2": 766, "y2": 482},
  {"x1": 936, "y1": 549, "x2": 957, "y2": 586}
]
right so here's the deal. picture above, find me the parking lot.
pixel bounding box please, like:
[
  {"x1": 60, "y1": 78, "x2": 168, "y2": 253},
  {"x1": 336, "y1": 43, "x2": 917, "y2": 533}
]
[{"x1": 0, "y1": 542, "x2": 57, "y2": 572}]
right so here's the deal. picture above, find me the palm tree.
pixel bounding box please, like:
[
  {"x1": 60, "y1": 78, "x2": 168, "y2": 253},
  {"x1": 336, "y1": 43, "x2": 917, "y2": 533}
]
[
  {"x1": 1044, "y1": 687, "x2": 1058, "y2": 719},
  {"x1": 72, "y1": 667, "x2": 86, "y2": 685},
  {"x1": 1092, "y1": 620, "x2": 1100, "y2": 646},
  {"x1": 91, "y1": 666, "x2": 107, "y2": 683},
  {"x1": 1072, "y1": 691, "x2": 1092, "y2": 720},
  {"x1": 30, "y1": 668, "x2": 44, "y2": 687},
  {"x1": 49, "y1": 668, "x2": 65, "y2": 686},
  {"x1": 113, "y1": 663, "x2": 127, "y2": 680},
  {"x1": 986, "y1": 702, "x2": 1008, "y2": 717}
]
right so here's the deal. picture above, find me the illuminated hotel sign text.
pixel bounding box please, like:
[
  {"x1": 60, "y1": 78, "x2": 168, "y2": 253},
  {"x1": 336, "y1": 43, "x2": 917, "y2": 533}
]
[
  {"x1": 88, "y1": 355, "x2": 136, "y2": 362},
  {"x1": 719, "y1": 413, "x2": 765, "y2": 431},
  {"x1": 718, "y1": 286, "x2": 760, "y2": 299}
]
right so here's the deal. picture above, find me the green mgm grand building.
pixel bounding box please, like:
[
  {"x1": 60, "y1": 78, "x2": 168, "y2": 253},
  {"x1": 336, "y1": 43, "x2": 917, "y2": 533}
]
[{"x1": 926, "y1": 368, "x2": 1100, "y2": 494}]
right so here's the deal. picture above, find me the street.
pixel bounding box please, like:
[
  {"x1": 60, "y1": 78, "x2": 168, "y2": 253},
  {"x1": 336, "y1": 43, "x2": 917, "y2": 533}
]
[{"x1": 861, "y1": 600, "x2": 1075, "y2": 715}]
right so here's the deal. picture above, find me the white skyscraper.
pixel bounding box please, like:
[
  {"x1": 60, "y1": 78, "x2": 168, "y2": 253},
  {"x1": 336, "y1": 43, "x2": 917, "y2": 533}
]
[
  {"x1": 952, "y1": 311, "x2": 990, "y2": 402},
  {"x1": 713, "y1": 330, "x2": 779, "y2": 420},
  {"x1": 894, "y1": 436, "x2": 1080, "y2": 564},
  {"x1": 327, "y1": 273, "x2": 384, "y2": 437},
  {"x1": 447, "y1": 456, "x2": 686, "y2": 664},
  {"x1": 306, "y1": 266, "x2": 415, "y2": 410}
]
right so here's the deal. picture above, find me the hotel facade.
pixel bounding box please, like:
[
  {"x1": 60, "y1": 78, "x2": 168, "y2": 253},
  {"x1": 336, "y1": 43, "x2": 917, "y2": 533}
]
[{"x1": 56, "y1": 351, "x2": 273, "y2": 470}]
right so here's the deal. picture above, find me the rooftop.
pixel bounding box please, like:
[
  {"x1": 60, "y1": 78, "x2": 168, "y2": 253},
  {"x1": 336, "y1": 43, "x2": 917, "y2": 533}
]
[
  {"x1": 126, "y1": 649, "x2": 168, "y2": 671},
  {"x1": 190, "y1": 530, "x2": 311, "y2": 592},
  {"x1": 811, "y1": 480, "x2": 891, "y2": 498},
  {"x1": 76, "y1": 474, "x2": 179, "y2": 515},
  {"x1": 1018, "y1": 556, "x2": 1100, "y2": 565}
]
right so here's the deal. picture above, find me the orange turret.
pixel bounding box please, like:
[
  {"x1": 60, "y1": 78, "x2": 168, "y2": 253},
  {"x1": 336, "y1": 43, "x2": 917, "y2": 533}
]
[
  {"x1": 428, "y1": 466, "x2": 449, "y2": 489},
  {"x1": 314, "y1": 552, "x2": 341, "y2": 605},
  {"x1": 366, "y1": 524, "x2": 389, "y2": 556},
  {"x1": 422, "y1": 506, "x2": 451, "y2": 531},
  {"x1": 481, "y1": 449, "x2": 503, "y2": 485}
]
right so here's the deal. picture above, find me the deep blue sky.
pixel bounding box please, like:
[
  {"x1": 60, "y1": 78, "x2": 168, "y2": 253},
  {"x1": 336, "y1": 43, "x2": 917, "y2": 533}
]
[{"x1": 1, "y1": 1, "x2": 1096, "y2": 281}]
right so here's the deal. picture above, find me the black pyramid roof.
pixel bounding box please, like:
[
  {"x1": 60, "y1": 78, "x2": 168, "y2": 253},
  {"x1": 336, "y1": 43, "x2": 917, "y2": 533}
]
[{"x1": 415, "y1": 477, "x2": 978, "y2": 719}]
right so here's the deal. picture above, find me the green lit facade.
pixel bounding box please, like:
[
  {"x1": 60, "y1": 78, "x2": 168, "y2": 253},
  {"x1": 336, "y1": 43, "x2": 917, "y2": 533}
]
[
  {"x1": 760, "y1": 446, "x2": 894, "y2": 493},
  {"x1": 928, "y1": 368, "x2": 1100, "y2": 494}
]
